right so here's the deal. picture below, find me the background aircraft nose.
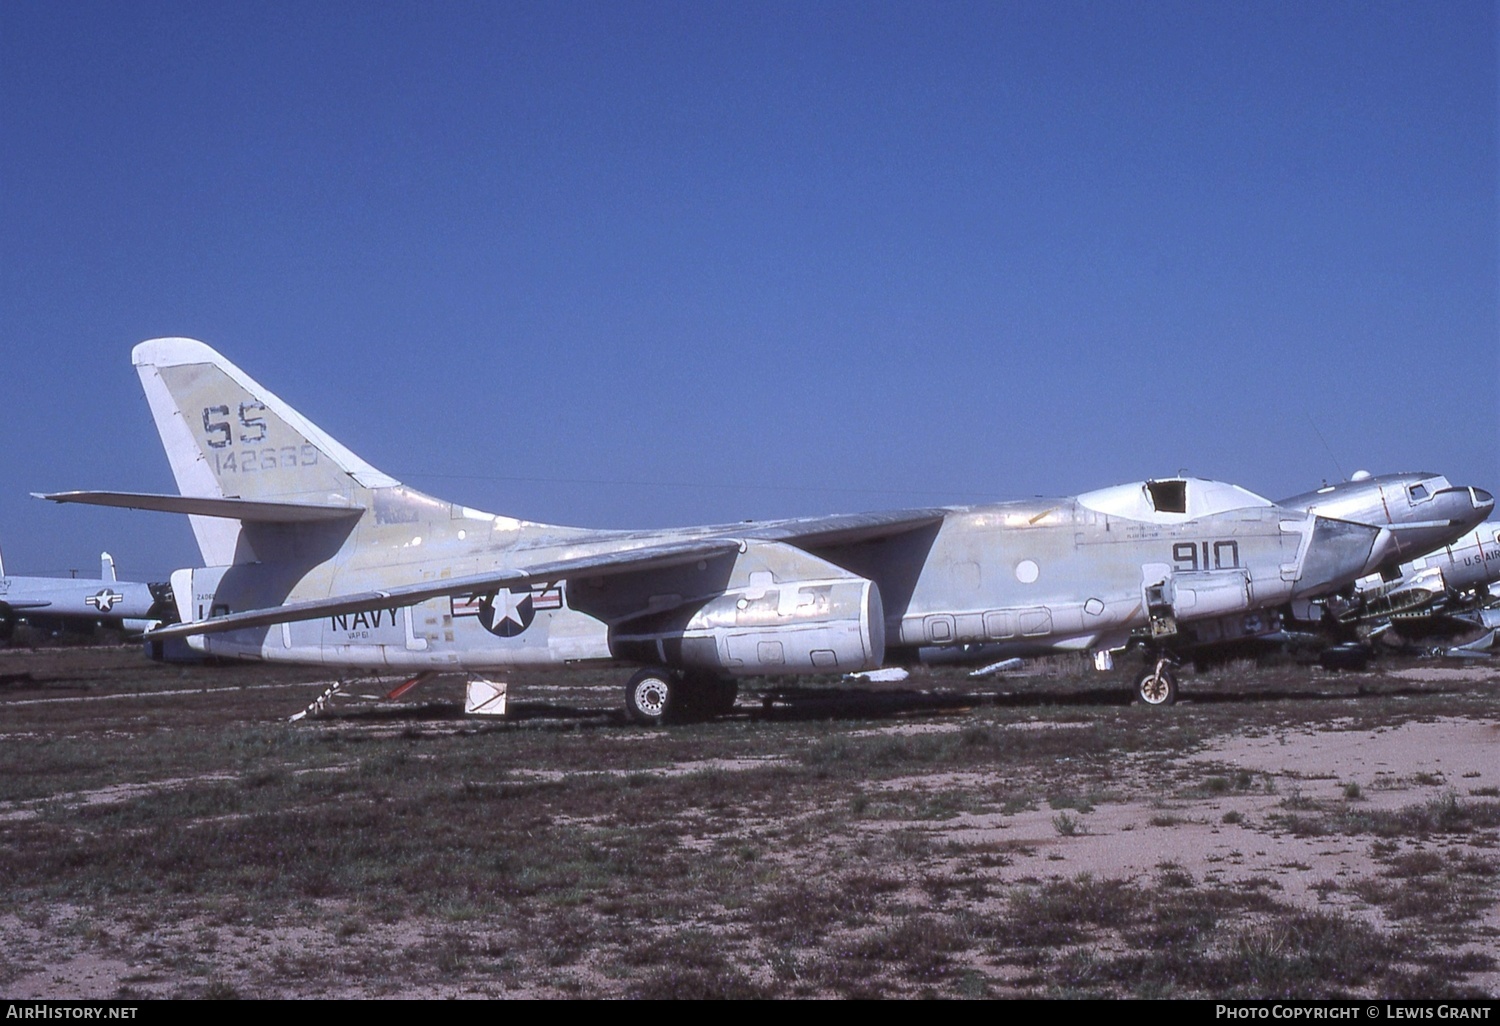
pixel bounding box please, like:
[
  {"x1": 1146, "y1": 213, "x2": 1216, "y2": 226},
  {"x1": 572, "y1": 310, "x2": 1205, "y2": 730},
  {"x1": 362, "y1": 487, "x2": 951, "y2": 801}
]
[{"x1": 1430, "y1": 486, "x2": 1494, "y2": 530}]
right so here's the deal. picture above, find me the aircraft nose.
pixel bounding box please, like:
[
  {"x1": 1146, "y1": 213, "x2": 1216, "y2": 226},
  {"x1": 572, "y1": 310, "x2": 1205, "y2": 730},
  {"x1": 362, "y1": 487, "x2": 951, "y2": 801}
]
[
  {"x1": 1431, "y1": 486, "x2": 1494, "y2": 531},
  {"x1": 1428, "y1": 483, "x2": 1500, "y2": 525}
]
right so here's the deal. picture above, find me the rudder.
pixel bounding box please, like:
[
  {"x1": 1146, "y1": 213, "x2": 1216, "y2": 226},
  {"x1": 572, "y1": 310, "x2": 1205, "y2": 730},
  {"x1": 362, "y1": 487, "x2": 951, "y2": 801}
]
[
  {"x1": 134, "y1": 338, "x2": 398, "y2": 502},
  {"x1": 133, "y1": 337, "x2": 399, "y2": 564}
]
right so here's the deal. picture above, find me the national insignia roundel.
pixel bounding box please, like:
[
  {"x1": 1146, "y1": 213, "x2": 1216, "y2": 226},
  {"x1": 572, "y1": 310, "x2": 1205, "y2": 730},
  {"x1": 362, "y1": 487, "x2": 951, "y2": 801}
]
[{"x1": 477, "y1": 587, "x2": 535, "y2": 637}]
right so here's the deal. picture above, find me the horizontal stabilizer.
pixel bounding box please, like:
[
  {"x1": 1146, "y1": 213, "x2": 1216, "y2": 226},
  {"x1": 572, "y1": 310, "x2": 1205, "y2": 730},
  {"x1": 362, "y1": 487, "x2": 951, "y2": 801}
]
[
  {"x1": 147, "y1": 537, "x2": 746, "y2": 641},
  {"x1": 35, "y1": 491, "x2": 364, "y2": 523}
]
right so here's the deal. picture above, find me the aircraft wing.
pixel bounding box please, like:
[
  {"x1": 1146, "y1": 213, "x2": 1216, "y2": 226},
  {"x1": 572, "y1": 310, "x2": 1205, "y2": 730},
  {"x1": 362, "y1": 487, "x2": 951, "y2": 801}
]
[
  {"x1": 145, "y1": 507, "x2": 952, "y2": 642},
  {"x1": 146, "y1": 536, "x2": 747, "y2": 641},
  {"x1": 738, "y1": 508, "x2": 949, "y2": 547},
  {"x1": 35, "y1": 491, "x2": 364, "y2": 523}
]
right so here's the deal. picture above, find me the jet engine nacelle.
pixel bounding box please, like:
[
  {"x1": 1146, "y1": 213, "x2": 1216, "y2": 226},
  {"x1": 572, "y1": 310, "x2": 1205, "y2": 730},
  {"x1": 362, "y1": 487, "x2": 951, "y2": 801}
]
[
  {"x1": 608, "y1": 542, "x2": 885, "y2": 676},
  {"x1": 1166, "y1": 569, "x2": 1253, "y2": 619}
]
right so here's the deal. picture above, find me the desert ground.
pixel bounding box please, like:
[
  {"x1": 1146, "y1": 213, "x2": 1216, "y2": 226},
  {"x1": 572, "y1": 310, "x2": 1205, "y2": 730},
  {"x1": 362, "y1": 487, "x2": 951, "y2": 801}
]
[{"x1": 0, "y1": 644, "x2": 1496, "y2": 998}]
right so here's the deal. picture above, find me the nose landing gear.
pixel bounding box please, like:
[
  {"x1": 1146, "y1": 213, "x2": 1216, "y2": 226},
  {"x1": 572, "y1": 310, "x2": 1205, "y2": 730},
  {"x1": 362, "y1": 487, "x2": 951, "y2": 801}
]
[{"x1": 1134, "y1": 656, "x2": 1179, "y2": 706}]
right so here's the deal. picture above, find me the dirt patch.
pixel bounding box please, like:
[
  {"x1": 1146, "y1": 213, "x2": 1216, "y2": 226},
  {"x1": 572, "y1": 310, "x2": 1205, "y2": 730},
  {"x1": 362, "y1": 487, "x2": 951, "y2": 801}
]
[
  {"x1": 1198, "y1": 718, "x2": 1499, "y2": 794},
  {"x1": 1385, "y1": 667, "x2": 1499, "y2": 683}
]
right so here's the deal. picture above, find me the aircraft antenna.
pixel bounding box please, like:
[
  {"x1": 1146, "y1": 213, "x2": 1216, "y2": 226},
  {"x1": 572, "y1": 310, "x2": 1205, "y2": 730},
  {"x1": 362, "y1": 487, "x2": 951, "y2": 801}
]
[{"x1": 1306, "y1": 415, "x2": 1347, "y2": 482}]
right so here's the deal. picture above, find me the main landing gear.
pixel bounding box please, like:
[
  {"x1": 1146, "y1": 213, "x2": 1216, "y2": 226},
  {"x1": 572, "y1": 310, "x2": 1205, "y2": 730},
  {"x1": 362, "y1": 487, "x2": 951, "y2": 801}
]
[
  {"x1": 624, "y1": 667, "x2": 739, "y2": 725},
  {"x1": 625, "y1": 668, "x2": 674, "y2": 725},
  {"x1": 1134, "y1": 655, "x2": 1179, "y2": 707}
]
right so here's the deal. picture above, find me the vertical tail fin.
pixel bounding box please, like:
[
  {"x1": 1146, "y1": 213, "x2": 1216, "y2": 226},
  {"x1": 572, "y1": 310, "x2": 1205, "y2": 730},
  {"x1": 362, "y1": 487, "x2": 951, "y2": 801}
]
[
  {"x1": 101, "y1": 552, "x2": 116, "y2": 582},
  {"x1": 133, "y1": 338, "x2": 400, "y2": 564}
]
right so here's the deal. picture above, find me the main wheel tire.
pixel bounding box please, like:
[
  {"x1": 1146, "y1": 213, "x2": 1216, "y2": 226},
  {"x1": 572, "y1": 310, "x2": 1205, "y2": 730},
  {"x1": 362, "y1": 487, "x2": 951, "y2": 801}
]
[
  {"x1": 1135, "y1": 665, "x2": 1177, "y2": 706},
  {"x1": 625, "y1": 668, "x2": 677, "y2": 725},
  {"x1": 1318, "y1": 644, "x2": 1372, "y2": 672}
]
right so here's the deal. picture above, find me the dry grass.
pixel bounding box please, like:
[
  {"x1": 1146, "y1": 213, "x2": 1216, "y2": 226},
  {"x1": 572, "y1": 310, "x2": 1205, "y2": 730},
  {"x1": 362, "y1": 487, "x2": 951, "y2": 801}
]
[{"x1": 0, "y1": 645, "x2": 1497, "y2": 997}]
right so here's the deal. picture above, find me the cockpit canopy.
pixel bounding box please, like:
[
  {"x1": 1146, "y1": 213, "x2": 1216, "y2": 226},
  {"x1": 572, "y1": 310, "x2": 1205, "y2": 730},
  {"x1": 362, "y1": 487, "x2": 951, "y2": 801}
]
[
  {"x1": 1076, "y1": 478, "x2": 1274, "y2": 523},
  {"x1": 1294, "y1": 472, "x2": 1451, "y2": 511}
]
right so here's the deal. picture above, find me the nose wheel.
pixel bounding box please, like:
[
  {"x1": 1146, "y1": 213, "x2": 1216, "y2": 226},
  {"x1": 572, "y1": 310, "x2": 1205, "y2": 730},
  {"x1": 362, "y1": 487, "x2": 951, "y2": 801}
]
[{"x1": 1134, "y1": 658, "x2": 1178, "y2": 706}]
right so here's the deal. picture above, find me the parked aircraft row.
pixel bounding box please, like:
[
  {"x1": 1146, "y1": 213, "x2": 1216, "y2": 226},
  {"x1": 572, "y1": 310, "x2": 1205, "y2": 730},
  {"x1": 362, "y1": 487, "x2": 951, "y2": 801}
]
[
  {"x1": 0, "y1": 548, "x2": 167, "y2": 642},
  {"x1": 1336, "y1": 518, "x2": 1499, "y2": 625},
  {"x1": 17, "y1": 338, "x2": 1497, "y2": 719}
]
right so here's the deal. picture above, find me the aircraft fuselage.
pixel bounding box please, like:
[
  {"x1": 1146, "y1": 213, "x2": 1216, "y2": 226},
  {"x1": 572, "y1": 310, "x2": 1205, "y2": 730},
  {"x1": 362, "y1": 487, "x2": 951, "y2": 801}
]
[{"x1": 170, "y1": 484, "x2": 1380, "y2": 676}]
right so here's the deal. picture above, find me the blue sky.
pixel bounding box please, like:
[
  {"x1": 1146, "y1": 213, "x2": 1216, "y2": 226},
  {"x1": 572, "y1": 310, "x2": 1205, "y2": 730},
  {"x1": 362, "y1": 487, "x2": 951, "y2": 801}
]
[{"x1": 2, "y1": 1, "x2": 1495, "y2": 581}]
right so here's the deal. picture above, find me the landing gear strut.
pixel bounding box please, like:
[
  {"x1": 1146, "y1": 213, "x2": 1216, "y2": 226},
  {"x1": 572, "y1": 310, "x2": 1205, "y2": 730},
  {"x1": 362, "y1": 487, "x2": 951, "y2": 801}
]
[{"x1": 1134, "y1": 656, "x2": 1178, "y2": 707}]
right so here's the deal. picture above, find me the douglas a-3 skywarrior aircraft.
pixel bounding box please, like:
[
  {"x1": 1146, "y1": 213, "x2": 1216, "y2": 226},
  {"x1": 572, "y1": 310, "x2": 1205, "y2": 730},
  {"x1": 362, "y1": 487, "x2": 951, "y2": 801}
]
[{"x1": 39, "y1": 339, "x2": 1419, "y2": 717}]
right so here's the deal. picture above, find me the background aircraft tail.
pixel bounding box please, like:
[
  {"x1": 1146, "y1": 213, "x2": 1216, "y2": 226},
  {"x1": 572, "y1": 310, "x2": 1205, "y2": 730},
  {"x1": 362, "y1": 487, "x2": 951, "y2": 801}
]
[{"x1": 133, "y1": 338, "x2": 400, "y2": 564}]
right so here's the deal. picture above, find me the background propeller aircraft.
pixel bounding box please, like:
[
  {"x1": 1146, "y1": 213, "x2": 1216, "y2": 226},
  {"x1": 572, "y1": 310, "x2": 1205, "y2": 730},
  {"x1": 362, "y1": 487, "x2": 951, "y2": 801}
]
[
  {"x1": 1278, "y1": 471, "x2": 1493, "y2": 574},
  {"x1": 41, "y1": 339, "x2": 1411, "y2": 718},
  {"x1": 1157, "y1": 472, "x2": 1495, "y2": 670},
  {"x1": 1277, "y1": 474, "x2": 1496, "y2": 639},
  {"x1": 1329, "y1": 519, "x2": 1500, "y2": 630},
  {"x1": 0, "y1": 547, "x2": 167, "y2": 643}
]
